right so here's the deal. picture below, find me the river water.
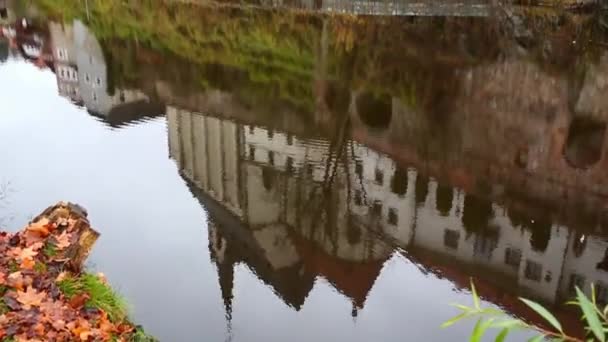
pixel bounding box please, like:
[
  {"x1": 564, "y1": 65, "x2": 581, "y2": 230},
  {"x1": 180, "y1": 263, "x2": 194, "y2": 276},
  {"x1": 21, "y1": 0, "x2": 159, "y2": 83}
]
[{"x1": 1, "y1": 1, "x2": 607, "y2": 341}]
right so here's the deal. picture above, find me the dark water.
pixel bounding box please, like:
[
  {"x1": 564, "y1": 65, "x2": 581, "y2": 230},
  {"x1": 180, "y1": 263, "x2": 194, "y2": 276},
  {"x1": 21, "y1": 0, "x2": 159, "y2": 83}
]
[{"x1": 1, "y1": 0, "x2": 608, "y2": 341}]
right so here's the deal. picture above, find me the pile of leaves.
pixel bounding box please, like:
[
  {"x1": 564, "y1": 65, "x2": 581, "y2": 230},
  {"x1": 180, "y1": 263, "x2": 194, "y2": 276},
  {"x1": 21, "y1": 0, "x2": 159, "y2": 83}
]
[{"x1": 0, "y1": 206, "x2": 155, "y2": 341}]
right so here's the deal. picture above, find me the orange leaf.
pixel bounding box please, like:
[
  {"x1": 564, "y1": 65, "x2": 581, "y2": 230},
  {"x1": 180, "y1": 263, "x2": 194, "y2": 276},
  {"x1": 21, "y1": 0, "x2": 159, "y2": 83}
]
[
  {"x1": 20, "y1": 257, "x2": 35, "y2": 270},
  {"x1": 16, "y1": 286, "x2": 46, "y2": 310}
]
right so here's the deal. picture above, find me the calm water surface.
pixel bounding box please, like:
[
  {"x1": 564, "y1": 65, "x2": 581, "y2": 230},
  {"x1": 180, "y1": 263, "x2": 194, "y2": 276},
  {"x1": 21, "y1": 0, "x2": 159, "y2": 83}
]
[{"x1": 1, "y1": 1, "x2": 608, "y2": 341}]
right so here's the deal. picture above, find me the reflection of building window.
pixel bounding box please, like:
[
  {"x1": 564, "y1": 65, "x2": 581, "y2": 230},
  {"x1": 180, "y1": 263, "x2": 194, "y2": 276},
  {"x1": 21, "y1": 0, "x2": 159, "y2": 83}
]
[
  {"x1": 119, "y1": 92, "x2": 125, "y2": 103},
  {"x1": 354, "y1": 190, "x2": 362, "y2": 206},
  {"x1": 287, "y1": 134, "x2": 294, "y2": 146},
  {"x1": 286, "y1": 157, "x2": 294, "y2": 174},
  {"x1": 505, "y1": 248, "x2": 522, "y2": 268},
  {"x1": 307, "y1": 164, "x2": 314, "y2": 177},
  {"x1": 597, "y1": 283, "x2": 608, "y2": 306},
  {"x1": 372, "y1": 200, "x2": 382, "y2": 217},
  {"x1": 524, "y1": 260, "x2": 542, "y2": 282},
  {"x1": 444, "y1": 229, "x2": 460, "y2": 250},
  {"x1": 375, "y1": 168, "x2": 384, "y2": 185},
  {"x1": 96, "y1": 77, "x2": 101, "y2": 87},
  {"x1": 355, "y1": 161, "x2": 363, "y2": 178},
  {"x1": 249, "y1": 126, "x2": 254, "y2": 134},
  {"x1": 568, "y1": 274, "x2": 585, "y2": 296},
  {"x1": 388, "y1": 208, "x2": 398, "y2": 226},
  {"x1": 391, "y1": 167, "x2": 408, "y2": 197},
  {"x1": 474, "y1": 234, "x2": 498, "y2": 260},
  {"x1": 92, "y1": 92, "x2": 97, "y2": 102},
  {"x1": 249, "y1": 145, "x2": 255, "y2": 161},
  {"x1": 85, "y1": 74, "x2": 90, "y2": 83},
  {"x1": 262, "y1": 168, "x2": 274, "y2": 191},
  {"x1": 268, "y1": 151, "x2": 274, "y2": 166},
  {"x1": 267, "y1": 130, "x2": 274, "y2": 139}
]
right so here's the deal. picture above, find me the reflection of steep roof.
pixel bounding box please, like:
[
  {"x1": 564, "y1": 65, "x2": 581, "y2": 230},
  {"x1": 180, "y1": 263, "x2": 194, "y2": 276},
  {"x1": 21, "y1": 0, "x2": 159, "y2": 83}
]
[
  {"x1": 407, "y1": 246, "x2": 585, "y2": 339},
  {"x1": 290, "y1": 230, "x2": 387, "y2": 309},
  {"x1": 183, "y1": 176, "x2": 315, "y2": 310},
  {"x1": 88, "y1": 100, "x2": 165, "y2": 128}
]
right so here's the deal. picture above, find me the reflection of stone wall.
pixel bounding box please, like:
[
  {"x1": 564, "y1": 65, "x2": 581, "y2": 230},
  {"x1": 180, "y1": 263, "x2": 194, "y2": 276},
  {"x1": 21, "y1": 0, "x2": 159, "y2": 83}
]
[{"x1": 351, "y1": 57, "x2": 608, "y2": 226}]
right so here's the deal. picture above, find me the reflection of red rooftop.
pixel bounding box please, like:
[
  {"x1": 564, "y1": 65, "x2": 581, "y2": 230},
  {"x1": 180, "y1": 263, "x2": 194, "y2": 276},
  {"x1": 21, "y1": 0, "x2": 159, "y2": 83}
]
[
  {"x1": 408, "y1": 247, "x2": 585, "y2": 339},
  {"x1": 290, "y1": 231, "x2": 387, "y2": 308}
]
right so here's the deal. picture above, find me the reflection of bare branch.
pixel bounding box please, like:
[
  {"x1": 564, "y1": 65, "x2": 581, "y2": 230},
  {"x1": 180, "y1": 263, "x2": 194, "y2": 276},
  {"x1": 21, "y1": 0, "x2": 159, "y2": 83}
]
[{"x1": 0, "y1": 181, "x2": 14, "y2": 229}]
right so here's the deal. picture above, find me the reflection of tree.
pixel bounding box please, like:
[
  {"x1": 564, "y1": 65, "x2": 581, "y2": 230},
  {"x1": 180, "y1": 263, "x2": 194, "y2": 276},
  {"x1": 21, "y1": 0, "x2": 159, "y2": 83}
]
[
  {"x1": 462, "y1": 194, "x2": 493, "y2": 236},
  {"x1": 436, "y1": 183, "x2": 453, "y2": 216},
  {"x1": 508, "y1": 209, "x2": 552, "y2": 253},
  {"x1": 0, "y1": 181, "x2": 13, "y2": 229}
]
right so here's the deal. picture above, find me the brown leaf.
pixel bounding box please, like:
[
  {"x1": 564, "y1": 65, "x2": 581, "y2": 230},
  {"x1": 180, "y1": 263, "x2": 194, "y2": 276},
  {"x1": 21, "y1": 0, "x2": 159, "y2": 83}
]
[
  {"x1": 16, "y1": 286, "x2": 46, "y2": 310},
  {"x1": 54, "y1": 231, "x2": 72, "y2": 251}
]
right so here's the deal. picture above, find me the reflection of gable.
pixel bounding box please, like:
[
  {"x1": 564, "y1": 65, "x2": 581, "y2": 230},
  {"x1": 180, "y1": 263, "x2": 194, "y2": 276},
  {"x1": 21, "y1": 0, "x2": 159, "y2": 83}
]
[
  {"x1": 185, "y1": 176, "x2": 314, "y2": 310},
  {"x1": 290, "y1": 230, "x2": 388, "y2": 309}
]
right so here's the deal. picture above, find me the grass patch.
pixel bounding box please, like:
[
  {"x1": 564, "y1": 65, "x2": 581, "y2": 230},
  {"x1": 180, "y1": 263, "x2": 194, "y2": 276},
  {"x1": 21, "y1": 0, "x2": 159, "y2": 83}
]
[
  {"x1": 128, "y1": 327, "x2": 158, "y2": 342},
  {"x1": 57, "y1": 273, "x2": 127, "y2": 323},
  {"x1": 43, "y1": 241, "x2": 57, "y2": 257}
]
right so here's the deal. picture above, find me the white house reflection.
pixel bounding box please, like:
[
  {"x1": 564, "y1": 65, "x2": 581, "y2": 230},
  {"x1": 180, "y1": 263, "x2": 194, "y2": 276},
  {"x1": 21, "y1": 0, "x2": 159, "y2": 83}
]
[{"x1": 168, "y1": 107, "x2": 608, "y2": 336}]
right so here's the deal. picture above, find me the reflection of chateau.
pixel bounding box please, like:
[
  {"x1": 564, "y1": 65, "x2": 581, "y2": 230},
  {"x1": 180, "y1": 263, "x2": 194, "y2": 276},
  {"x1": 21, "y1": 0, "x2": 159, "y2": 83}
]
[{"x1": 168, "y1": 108, "x2": 608, "y2": 334}]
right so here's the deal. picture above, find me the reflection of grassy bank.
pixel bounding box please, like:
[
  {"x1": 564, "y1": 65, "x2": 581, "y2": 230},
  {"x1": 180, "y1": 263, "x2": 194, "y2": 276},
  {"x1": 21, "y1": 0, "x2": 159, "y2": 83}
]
[
  {"x1": 36, "y1": 0, "x2": 608, "y2": 116},
  {"x1": 38, "y1": 0, "x2": 319, "y2": 111}
]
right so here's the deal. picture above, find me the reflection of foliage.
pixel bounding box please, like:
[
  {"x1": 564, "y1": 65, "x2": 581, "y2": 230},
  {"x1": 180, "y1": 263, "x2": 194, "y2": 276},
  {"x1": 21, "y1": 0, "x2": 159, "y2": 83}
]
[
  {"x1": 508, "y1": 209, "x2": 551, "y2": 253},
  {"x1": 38, "y1": 0, "x2": 319, "y2": 111},
  {"x1": 36, "y1": 0, "x2": 608, "y2": 122},
  {"x1": 462, "y1": 195, "x2": 493, "y2": 235}
]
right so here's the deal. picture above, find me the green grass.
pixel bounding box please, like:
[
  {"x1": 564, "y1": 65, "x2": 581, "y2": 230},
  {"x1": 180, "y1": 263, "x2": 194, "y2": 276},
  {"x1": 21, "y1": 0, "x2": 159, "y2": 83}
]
[
  {"x1": 57, "y1": 273, "x2": 127, "y2": 323},
  {"x1": 43, "y1": 241, "x2": 57, "y2": 257},
  {"x1": 128, "y1": 327, "x2": 158, "y2": 342}
]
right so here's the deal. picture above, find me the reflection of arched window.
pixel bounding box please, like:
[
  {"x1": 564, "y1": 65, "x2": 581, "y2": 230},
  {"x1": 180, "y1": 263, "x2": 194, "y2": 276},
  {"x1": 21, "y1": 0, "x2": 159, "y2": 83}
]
[
  {"x1": 564, "y1": 117, "x2": 606, "y2": 169},
  {"x1": 415, "y1": 175, "x2": 428, "y2": 206},
  {"x1": 436, "y1": 184, "x2": 453, "y2": 216},
  {"x1": 391, "y1": 167, "x2": 408, "y2": 196},
  {"x1": 356, "y1": 92, "x2": 392, "y2": 129},
  {"x1": 262, "y1": 168, "x2": 274, "y2": 191},
  {"x1": 462, "y1": 195, "x2": 493, "y2": 235}
]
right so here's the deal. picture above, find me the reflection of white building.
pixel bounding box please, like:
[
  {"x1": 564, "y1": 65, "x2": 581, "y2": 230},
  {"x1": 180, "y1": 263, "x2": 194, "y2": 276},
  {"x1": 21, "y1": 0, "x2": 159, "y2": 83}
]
[
  {"x1": 49, "y1": 21, "x2": 80, "y2": 101},
  {"x1": 169, "y1": 108, "x2": 608, "y2": 312},
  {"x1": 0, "y1": 1, "x2": 14, "y2": 25},
  {"x1": 49, "y1": 20, "x2": 153, "y2": 117},
  {"x1": 559, "y1": 234, "x2": 608, "y2": 305}
]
